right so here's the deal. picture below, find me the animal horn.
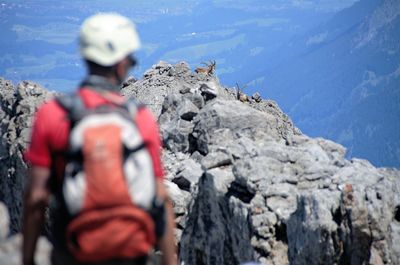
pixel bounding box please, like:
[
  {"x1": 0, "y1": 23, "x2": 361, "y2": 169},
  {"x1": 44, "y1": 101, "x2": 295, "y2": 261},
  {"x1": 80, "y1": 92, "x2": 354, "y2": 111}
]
[{"x1": 235, "y1": 82, "x2": 241, "y2": 99}]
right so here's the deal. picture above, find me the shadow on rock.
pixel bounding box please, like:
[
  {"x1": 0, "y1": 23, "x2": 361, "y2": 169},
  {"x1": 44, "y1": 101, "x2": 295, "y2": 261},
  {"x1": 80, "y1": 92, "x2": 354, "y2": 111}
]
[{"x1": 179, "y1": 171, "x2": 254, "y2": 265}]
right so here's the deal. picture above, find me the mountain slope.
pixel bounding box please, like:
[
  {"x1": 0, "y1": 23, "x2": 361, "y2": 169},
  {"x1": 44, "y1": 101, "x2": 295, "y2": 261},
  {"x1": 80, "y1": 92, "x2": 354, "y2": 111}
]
[{"x1": 249, "y1": 0, "x2": 400, "y2": 167}]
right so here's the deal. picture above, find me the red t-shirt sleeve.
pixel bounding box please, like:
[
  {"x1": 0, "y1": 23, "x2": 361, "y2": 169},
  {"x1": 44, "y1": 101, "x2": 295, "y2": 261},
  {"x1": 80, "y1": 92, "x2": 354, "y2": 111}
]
[
  {"x1": 136, "y1": 108, "x2": 165, "y2": 179},
  {"x1": 24, "y1": 103, "x2": 53, "y2": 168}
]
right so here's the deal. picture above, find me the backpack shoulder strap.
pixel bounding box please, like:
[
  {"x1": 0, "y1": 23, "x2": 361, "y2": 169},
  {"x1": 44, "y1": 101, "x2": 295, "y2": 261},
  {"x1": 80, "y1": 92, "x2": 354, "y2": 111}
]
[{"x1": 56, "y1": 93, "x2": 86, "y2": 124}]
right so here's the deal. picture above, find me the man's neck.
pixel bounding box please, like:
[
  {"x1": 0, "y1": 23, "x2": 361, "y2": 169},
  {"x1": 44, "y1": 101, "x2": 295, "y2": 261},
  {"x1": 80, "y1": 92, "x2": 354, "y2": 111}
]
[{"x1": 81, "y1": 75, "x2": 121, "y2": 92}]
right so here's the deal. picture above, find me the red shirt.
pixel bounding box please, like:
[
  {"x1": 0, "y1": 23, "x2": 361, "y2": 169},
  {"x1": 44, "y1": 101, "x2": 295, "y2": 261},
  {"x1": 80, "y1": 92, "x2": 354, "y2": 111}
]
[{"x1": 25, "y1": 88, "x2": 165, "y2": 180}]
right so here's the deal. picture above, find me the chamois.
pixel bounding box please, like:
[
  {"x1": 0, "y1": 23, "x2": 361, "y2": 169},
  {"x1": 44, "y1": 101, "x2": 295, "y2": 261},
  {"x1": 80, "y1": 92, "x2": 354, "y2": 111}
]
[
  {"x1": 195, "y1": 60, "x2": 216, "y2": 76},
  {"x1": 236, "y1": 83, "x2": 249, "y2": 102}
]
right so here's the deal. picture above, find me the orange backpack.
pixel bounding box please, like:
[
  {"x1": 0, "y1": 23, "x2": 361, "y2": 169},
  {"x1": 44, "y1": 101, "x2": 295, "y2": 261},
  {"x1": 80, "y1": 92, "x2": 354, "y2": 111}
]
[{"x1": 56, "y1": 93, "x2": 164, "y2": 262}]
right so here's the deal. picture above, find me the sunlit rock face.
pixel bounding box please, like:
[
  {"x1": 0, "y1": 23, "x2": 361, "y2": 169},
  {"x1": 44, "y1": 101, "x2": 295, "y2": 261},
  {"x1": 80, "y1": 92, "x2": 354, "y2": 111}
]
[{"x1": 1, "y1": 62, "x2": 399, "y2": 264}]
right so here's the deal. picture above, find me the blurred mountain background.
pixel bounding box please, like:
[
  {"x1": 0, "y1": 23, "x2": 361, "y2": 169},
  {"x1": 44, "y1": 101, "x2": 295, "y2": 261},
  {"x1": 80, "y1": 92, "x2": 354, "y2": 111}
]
[{"x1": 0, "y1": 0, "x2": 398, "y2": 167}]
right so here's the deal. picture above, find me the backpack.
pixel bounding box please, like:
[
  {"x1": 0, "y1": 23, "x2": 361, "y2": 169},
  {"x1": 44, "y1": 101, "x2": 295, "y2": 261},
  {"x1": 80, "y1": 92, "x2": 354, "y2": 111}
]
[{"x1": 56, "y1": 92, "x2": 165, "y2": 262}]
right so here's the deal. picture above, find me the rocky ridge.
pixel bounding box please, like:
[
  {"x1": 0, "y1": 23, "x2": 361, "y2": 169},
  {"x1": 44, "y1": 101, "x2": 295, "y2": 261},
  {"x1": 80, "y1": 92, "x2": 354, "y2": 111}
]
[{"x1": 0, "y1": 62, "x2": 400, "y2": 265}]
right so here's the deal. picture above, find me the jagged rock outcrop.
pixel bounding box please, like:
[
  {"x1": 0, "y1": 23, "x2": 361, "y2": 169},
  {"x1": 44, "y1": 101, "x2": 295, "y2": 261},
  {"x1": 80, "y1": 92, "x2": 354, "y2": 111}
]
[
  {"x1": 0, "y1": 62, "x2": 399, "y2": 264},
  {"x1": 0, "y1": 78, "x2": 52, "y2": 233},
  {"x1": 123, "y1": 62, "x2": 400, "y2": 265},
  {"x1": 121, "y1": 61, "x2": 235, "y2": 117}
]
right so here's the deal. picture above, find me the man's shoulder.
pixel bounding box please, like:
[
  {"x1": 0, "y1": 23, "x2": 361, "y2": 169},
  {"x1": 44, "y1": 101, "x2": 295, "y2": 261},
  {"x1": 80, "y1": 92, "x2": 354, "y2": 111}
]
[
  {"x1": 136, "y1": 105, "x2": 157, "y2": 123},
  {"x1": 135, "y1": 105, "x2": 161, "y2": 138},
  {"x1": 38, "y1": 97, "x2": 59, "y2": 108},
  {"x1": 34, "y1": 97, "x2": 66, "y2": 123}
]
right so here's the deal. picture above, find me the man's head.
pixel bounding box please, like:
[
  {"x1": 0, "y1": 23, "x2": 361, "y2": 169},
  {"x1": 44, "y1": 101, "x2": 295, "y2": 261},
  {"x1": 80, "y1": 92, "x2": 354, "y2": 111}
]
[{"x1": 79, "y1": 13, "x2": 140, "y2": 84}]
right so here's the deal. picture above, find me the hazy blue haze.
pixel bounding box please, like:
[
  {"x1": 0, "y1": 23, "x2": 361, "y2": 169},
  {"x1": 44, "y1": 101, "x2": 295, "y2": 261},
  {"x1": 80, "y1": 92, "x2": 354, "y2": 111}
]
[{"x1": 0, "y1": 0, "x2": 355, "y2": 90}]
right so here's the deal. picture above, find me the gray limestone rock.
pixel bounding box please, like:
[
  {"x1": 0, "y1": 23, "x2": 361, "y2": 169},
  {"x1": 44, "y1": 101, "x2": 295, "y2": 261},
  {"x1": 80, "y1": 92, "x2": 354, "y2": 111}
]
[
  {"x1": 122, "y1": 61, "x2": 223, "y2": 117},
  {"x1": 0, "y1": 234, "x2": 52, "y2": 265},
  {"x1": 0, "y1": 203, "x2": 10, "y2": 241},
  {"x1": 200, "y1": 148, "x2": 233, "y2": 170},
  {"x1": 0, "y1": 78, "x2": 52, "y2": 233},
  {"x1": 192, "y1": 99, "x2": 295, "y2": 155},
  {"x1": 286, "y1": 191, "x2": 341, "y2": 265},
  {"x1": 0, "y1": 203, "x2": 51, "y2": 265},
  {"x1": 161, "y1": 119, "x2": 194, "y2": 153},
  {"x1": 172, "y1": 158, "x2": 203, "y2": 192},
  {"x1": 184, "y1": 93, "x2": 205, "y2": 110},
  {"x1": 177, "y1": 98, "x2": 199, "y2": 121},
  {"x1": 252, "y1": 92, "x2": 262, "y2": 103},
  {"x1": 179, "y1": 172, "x2": 254, "y2": 265}
]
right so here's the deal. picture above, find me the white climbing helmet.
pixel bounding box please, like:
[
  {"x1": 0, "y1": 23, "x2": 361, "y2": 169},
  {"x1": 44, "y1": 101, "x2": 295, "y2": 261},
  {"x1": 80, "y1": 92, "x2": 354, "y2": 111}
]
[{"x1": 80, "y1": 13, "x2": 141, "y2": 66}]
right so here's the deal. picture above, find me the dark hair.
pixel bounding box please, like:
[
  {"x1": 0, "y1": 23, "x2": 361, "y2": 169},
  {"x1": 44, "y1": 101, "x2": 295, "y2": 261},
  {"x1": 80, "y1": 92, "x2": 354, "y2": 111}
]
[{"x1": 85, "y1": 60, "x2": 115, "y2": 75}]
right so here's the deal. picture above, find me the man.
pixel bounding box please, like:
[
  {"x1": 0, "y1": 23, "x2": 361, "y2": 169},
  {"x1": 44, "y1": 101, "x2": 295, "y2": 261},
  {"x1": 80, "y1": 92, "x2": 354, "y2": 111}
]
[{"x1": 22, "y1": 13, "x2": 177, "y2": 265}]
